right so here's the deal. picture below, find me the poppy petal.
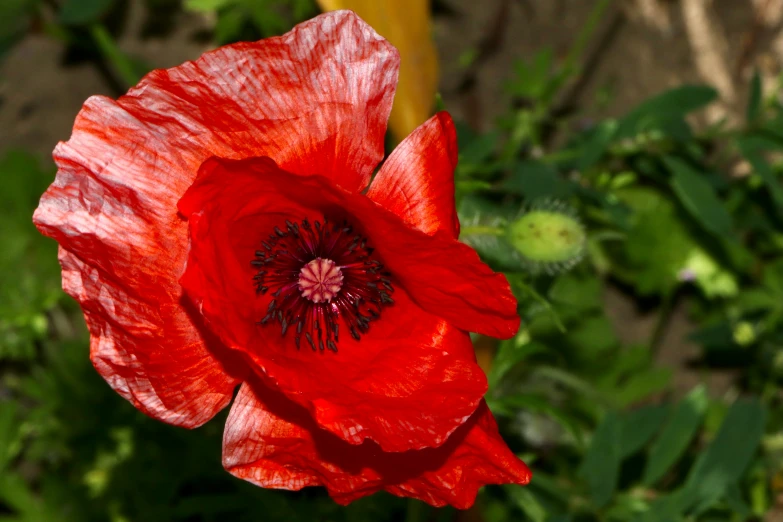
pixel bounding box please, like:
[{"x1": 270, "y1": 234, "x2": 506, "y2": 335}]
[
  {"x1": 33, "y1": 10, "x2": 398, "y2": 426},
  {"x1": 367, "y1": 112, "x2": 460, "y2": 238},
  {"x1": 51, "y1": 238, "x2": 241, "y2": 428},
  {"x1": 223, "y1": 377, "x2": 531, "y2": 509},
  {"x1": 179, "y1": 157, "x2": 488, "y2": 452},
  {"x1": 180, "y1": 156, "x2": 517, "y2": 346}
]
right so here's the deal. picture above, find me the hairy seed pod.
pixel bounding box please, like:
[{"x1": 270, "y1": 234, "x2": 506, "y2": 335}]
[{"x1": 507, "y1": 201, "x2": 585, "y2": 275}]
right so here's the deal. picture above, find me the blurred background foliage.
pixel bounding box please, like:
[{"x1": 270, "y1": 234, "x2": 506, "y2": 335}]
[{"x1": 2, "y1": 0, "x2": 783, "y2": 521}]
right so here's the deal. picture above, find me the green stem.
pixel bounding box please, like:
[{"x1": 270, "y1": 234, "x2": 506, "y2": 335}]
[{"x1": 89, "y1": 24, "x2": 141, "y2": 88}]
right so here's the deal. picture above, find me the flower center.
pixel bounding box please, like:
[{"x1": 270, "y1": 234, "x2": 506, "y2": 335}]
[
  {"x1": 299, "y1": 258, "x2": 343, "y2": 303},
  {"x1": 251, "y1": 218, "x2": 394, "y2": 352}
]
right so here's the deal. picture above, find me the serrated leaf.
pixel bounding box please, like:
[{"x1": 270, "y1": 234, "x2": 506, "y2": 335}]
[
  {"x1": 683, "y1": 397, "x2": 766, "y2": 514},
  {"x1": 643, "y1": 386, "x2": 708, "y2": 486},
  {"x1": 664, "y1": 156, "x2": 733, "y2": 237},
  {"x1": 59, "y1": 0, "x2": 116, "y2": 25}
]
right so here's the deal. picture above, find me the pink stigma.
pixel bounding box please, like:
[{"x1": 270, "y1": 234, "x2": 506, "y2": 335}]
[{"x1": 299, "y1": 258, "x2": 344, "y2": 303}]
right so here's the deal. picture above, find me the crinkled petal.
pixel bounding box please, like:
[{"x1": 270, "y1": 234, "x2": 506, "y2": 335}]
[
  {"x1": 181, "y1": 156, "x2": 517, "y2": 341},
  {"x1": 32, "y1": 10, "x2": 398, "y2": 426},
  {"x1": 179, "y1": 156, "x2": 488, "y2": 451},
  {"x1": 223, "y1": 378, "x2": 531, "y2": 509},
  {"x1": 55, "y1": 242, "x2": 242, "y2": 427},
  {"x1": 367, "y1": 112, "x2": 459, "y2": 238}
]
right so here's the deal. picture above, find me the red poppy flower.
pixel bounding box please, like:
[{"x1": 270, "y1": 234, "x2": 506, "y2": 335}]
[{"x1": 33, "y1": 10, "x2": 530, "y2": 507}]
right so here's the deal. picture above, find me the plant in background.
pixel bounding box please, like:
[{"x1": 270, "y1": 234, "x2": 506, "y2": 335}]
[{"x1": 3, "y1": 0, "x2": 783, "y2": 521}]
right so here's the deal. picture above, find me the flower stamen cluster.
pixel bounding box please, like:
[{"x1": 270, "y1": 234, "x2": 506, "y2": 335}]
[{"x1": 252, "y1": 218, "x2": 393, "y2": 352}]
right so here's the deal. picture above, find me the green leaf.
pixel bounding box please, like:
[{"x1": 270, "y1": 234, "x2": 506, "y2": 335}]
[
  {"x1": 88, "y1": 25, "x2": 145, "y2": 88},
  {"x1": 246, "y1": 0, "x2": 288, "y2": 36},
  {"x1": 596, "y1": 345, "x2": 651, "y2": 391},
  {"x1": 619, "y1": 404, "x2": 670, "y2": 458},
  {"x1": 533, "y1": 366, "x2": 613, "y2": 408},
  {"x1": 214, "y1": 6, "x2": 246, "y2": 44},
  {"x1": 548, "y1": 272, "x2": 603, "y2": 313},
  {"x1": 616, "y1": 188, "x2": 696, "y2": 296},
  {"x1": 663, "y1": 156, "x2": 733, "y2": 237},
  {"x1": 59, "y1": 0, "x2": 116, "y2": 25},
  {"x1": 724, "y1": 483, "x2": 752, "y2": 519},
  {"x1": 580, "y1": 411, "x2": 622, "y2": 507},
  {"x1": 615, "y1": 367, "x2": 672, "y2": 406},
  {"x1": 683, "y1": 397, "x2": 766, "y2": 514},
  {"x1": 576, "y1": 120, "x2": 617, "y2": 170},
  {"x1": 491, "y1": 394, "x2": 586, "y2": 447},
  {"x1": 747, "y1": 69, "x2": 762, "y2": 124},
  {"x1": 457, "y1": 127, "x2": 498, "y2": 166},
  {"x1": 643, "y1": 386, "x2": 708, "y2": 486},
  {"x1": 504, "y1": 486, "x2": 548, "y2": 522},
  {"x1": 488, "y1": 338, "x2": 546, "y2": 389},
  {"x1": 502, "y1": 160, "x2": 573, "y2": 200},
  {"x1": 736, "y1": 135, "x2": 783, "y2": 209},
  {"x1": 616, "y1": 85, "x2": 717, "y2": 139},
  {"x1": 633, "y1": 490, "x2": 689, "y2": 522},
  {"x1": 736, "y1": 287, "x2": 778, "y2": 314},
  {"x1": 564, "y1": 315, "x2": 618, "y2": 361},
  {"x1": 0, "y1": 473, "x2": 43, "y2": 519}
]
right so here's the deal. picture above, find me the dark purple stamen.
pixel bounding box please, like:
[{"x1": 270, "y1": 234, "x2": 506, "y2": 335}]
[{"x1": 252, "y1": 218, "x2": 393, "y2": 352}]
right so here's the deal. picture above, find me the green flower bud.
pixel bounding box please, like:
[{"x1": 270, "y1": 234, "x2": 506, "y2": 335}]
[{"x1": 507, "y1": 202, "x2": 585, "y2": 275}]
